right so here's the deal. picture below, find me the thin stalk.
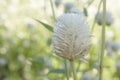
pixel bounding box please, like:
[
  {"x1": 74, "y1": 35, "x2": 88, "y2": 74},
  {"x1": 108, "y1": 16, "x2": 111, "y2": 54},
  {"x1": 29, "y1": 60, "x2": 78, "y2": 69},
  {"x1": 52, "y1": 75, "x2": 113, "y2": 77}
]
[
  {"x1": 70, "y1": 60, "x2": 77, "y2": 80},
  {"x1": 99, "y1": 0, "x2": 106, "y2": 80},
  {"x1": 49, "y1": 0, "x2": 70, "y2": 80},
  {"x1": 87, "y1": 0, "x2": 95, "y2": 7},
  {"x1": 91, "y1": 0, "x2": 102, "y2": 31},
  {"x1": 77, "y1": 61, "x2": 81, "y2": 71},
  {"x1": 64, "y1": 60, "x2": 69, "y2": 80},
  {"x1": 50, "y1": 0, "x2": 56, "y2": 21}
]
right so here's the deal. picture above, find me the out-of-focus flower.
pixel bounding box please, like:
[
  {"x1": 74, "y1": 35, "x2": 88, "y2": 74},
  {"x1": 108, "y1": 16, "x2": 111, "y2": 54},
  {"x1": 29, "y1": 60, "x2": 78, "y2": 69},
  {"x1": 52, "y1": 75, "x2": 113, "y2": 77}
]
[
  {"x1": 54, "y1": 0, "x2": 61, "y2": 7},
  {"x1": 105, "y1": 40, "x2": 120, "y2": 56},
  {"x1": 96, "y1": 11, "x2": 114, "y2": 26},
  {"x1": 18, "y1": 54, "x2": 26, "y2": 63},
  {"x1": 81, "y1": 73, "x2": 93, "y2": 80},
  {"x1": 23, "y1": 40, "x2": 30, "y2": 48},
  {"x1": 52, "y1": 13, "x2": 91, "y2": 60},
  {"x1": 0, "y1": 58, "x2": 7, "y2": 67},
  {"x1": 26, "y1": 19, "x2": 35, "y2": 30},
  {"x1": 45, "y1": 59, "x2": 52, "y2": 68},
  {"x1": 64, "y1": 2, "x2": 75, "y2": 13}
]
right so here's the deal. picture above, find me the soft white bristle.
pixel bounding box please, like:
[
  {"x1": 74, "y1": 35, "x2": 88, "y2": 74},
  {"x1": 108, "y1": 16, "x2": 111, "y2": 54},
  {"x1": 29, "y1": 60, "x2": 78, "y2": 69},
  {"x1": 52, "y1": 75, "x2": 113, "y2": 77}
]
[{"x1": 52, "y1": 13, "x2": 91, "y2": 60}]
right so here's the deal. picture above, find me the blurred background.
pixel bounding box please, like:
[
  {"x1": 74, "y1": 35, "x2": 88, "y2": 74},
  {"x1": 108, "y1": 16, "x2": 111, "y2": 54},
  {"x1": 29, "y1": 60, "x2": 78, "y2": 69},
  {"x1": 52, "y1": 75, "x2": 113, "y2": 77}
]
[{"x1": 0, "y1": 0, "x2": 120, "y2": 80}]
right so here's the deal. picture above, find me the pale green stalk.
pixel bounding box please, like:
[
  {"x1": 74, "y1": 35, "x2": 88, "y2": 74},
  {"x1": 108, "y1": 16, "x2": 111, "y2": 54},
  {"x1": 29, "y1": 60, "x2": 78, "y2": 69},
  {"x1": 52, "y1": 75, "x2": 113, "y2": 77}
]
[
  {"x1": 99, "y1": 0, "x2": 106, "y2": 80},
  {"x1": 91, "y1": 0, "x2": 102, "y2": 31},
  {"x1": 50, "y1": 0, "x2": 56, "y2": 21},
  {"x1": 87, "y1": 0, "x2": 95, "y2": 7},
  {"x1": 49, "y1": 1, "x2": 69, "y2": 80},
  {"x1": 70, "y1": 60, "x2": 78, "y2": 80},
  {"x1": 64, "y1": 60, "x2": 70, "y2": 80}
]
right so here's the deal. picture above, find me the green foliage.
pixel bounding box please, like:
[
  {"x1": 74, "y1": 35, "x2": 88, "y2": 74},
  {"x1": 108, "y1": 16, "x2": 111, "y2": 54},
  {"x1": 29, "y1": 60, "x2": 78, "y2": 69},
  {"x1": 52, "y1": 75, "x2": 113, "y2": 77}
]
[
  {"x1": 49, "y1": 69, "x2": 65, "y2": 74},
  {"x1": 34, "y1": 19, "x2": 53, "y2": 32},
  {"x1": 32, "y1": 57, "x2": 45, "y2": 70}
]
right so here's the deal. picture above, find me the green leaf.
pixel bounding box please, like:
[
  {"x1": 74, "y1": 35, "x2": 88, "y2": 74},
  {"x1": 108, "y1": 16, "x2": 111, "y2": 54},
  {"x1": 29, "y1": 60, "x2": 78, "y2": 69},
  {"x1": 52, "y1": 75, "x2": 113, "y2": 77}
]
[
  {"x1": 34, "y1": 19, "x2": 53, "y2": 32},
  {"x1": 83, "y1": 8, "x2": 88, "y2": 17},
  {"x1": 49, "y1": 69, "x2": 65, "y2": 74}
]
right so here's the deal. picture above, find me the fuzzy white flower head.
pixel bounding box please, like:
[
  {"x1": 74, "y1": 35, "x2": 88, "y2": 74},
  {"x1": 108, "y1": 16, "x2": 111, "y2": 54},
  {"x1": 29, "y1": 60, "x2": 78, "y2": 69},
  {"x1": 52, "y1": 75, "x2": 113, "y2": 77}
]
[
  {"x1": 96, "y1": 11, "x2": 114, "y2": 26},
  {"x1": 52, "y1": 13, "x2": 91, "y2": 60},
  {"x1": 64, "y1": 2, "x2": 75, "y2": 13}
]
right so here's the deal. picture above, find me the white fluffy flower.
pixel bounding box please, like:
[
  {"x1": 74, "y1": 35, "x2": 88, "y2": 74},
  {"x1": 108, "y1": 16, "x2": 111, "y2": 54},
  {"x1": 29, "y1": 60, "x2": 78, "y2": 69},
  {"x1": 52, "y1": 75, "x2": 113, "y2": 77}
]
[
  {"x1": 52, "y1": 13, "x2": 91, "y2": 60},
  {"x1": 96, "y1": 11, "x2": 114, "y2": 26},
  {"x1": 64, "y1": 2, "x2": 75, "y2": 13}
]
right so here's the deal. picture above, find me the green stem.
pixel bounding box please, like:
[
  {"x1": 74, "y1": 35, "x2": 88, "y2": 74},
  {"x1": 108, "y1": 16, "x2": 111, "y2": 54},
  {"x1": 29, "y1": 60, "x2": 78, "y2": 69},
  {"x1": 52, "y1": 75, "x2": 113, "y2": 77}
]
[
  {"x1": 99, "y1": 0, "x2": 106, "y2": 80},
  {"x1": 70, "y1": 60, "x2": 77, "y2": 80},
  {"x1": 87, "y1": 0, "x2": 95, "y2": 7},
  {"x1": 77, "y1": 61, "x2": 81, "y2": 71},
  {"x1": 64, "y1": 60, "x2": 69, "y2": 80},
  {"x1": 50, "y1": 0, "x2": 56, "y2": 21},
  {"x1": 91, "y1": 0, "x2": 102, "y2": 31}
]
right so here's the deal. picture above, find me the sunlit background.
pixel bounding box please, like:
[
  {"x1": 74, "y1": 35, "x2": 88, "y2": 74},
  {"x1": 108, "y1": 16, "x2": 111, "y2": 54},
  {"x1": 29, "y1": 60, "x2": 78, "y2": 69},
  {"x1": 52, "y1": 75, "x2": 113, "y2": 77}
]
[{"x1": 0, "y1": 0, "x2": 120, "y2": 80}]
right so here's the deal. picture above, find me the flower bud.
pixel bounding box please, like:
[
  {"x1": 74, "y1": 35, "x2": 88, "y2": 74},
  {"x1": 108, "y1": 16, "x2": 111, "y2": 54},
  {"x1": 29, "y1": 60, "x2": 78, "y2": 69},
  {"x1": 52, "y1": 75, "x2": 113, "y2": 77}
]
[
  {"x1": 55, "y1": 0, "x2": 61, "y2": 7},
  {"x1": 52, "y1": 13, "x2": 91, "y2": 60},
  {"x1": 82, "y1": 73, "x2": 93, "y2": 80},
  {"x1": 105, "y1": 40, "x2": 120, "y2": 56},
  {"x1": 64, "y1": 2, "x2": 75, "y2": 13},
  {"x1": 0, "y1": 58, "x2": 7, "y2": 67},
  {"x1": 96, "y1": 11, "x2": 114, "y2": 26}
]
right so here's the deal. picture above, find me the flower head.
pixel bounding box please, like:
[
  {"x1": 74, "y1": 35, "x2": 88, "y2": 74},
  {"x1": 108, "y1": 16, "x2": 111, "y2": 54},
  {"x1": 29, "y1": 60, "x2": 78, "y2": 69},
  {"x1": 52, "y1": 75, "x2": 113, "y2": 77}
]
[
  {"x1": 96, "y1": 11, "x2": 114, "y2": 26},
  {"x1": 52, "y1": 13, "x2": 91, "y2": 60}
]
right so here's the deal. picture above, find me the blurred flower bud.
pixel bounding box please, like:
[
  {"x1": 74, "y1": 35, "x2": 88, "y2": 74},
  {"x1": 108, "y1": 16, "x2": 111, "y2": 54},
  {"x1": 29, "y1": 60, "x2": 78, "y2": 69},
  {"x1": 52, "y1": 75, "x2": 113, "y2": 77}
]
[
  {"x1": 55, "y1": 0, "x2": 61, "y2": 7},
  {"x1": 0, "y1": 58, "x2": 7, "y2": 67},
  {"x1": 70, "y1": 7, "x2": 84, "y2": 15},
  {"x1": 105, "y1": 40, "x2": 120, "y2": 56},
  {"x1": 26, "y1": 18, "x2": 35, "y2": 30},
  {"x1": 52, "y1": 13, "x2": 91, "y2": 60},
  {"x1": 23, "y1": 40, "x2": 30, "y2": 48},
  {"x1": 45, "y1": 59, "x2": 52, "y2": 68},
  {"x1": 111, "y1": 42, "x2": 120, "y2": 51},
  {"x1": 96, "y1": 11, "x2": 114, "y2": 26},
  {"x1": 82, "y1": 72, "x2": 93, "y2": 80},
  {"x1": 64, "y1": 2, "x2": 75, "y2": 13}
]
